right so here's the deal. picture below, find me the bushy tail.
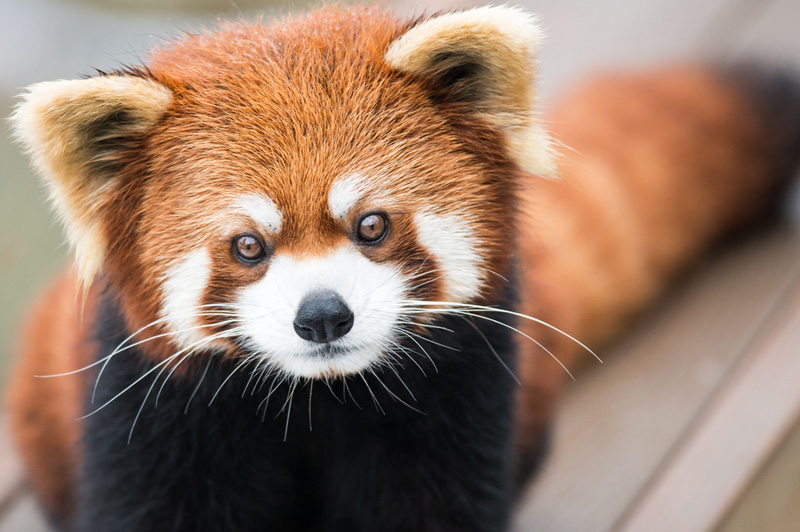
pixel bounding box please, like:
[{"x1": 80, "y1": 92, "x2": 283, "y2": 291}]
[
  {"x1": 513, "y1": 63, "x2": 800, "y2": 486},
  {"x1": 525, "y1": 63, "x2": 800, "y2": 355}
]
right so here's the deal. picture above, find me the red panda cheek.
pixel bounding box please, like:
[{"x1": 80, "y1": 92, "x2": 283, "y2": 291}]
[
  {"x1": 155, "y1": 240, "x2": 270, "y2": 353},
  {"x1": 158, "y1": 247, "x2": 215, "y2": 350},
  {"x1": 342, "y1": 212, "x2": 443, "y2": 302},
  {"x1": 412, "y1": 210, "x2": 485, "y2": 303},
  {"x1": 194, "y1": 243, "x2": 272, "y2": 337}
]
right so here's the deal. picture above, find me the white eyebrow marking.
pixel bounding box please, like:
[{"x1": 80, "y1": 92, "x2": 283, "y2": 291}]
[
  {"x1": 328, "y1": 173, "x2": 368, "y2": 219},
  {"x1": 233, "y1": 194, "x2": 282, "y2": 233}
]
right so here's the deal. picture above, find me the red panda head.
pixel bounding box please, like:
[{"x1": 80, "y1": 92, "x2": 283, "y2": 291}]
[{"x1": 12, "y1": 6, "x2": 553, "y2": 378}]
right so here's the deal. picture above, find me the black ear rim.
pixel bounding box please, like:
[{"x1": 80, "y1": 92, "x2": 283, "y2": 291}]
[
  {"x1": 79, "y1": 68, "x2": 166, "y2": 176},
  {"x1": 85, "y1": 108, "x2": 138, "y2": 145},
  {"x1": 426, "y1": 51, "x2": 489, "y2": 103},
  {"x1": 82, "y1": 106, "x2": 151, "y2": 176}
]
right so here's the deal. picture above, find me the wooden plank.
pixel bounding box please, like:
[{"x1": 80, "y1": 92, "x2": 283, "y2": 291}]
[
  {"x1": 715, "y1": 418, "x2": 800, "y2": 532},
  {"x1": 0, "y1": 416, "x2": 24, "y2": 518},
  {"x1": 616, "y1": 263, "x2": 800, "y2": 531},
  {"x1": 513, "y1": 226, "x2": 800, "y2": 532},
  {"x1": 0, "y1": 494, "x2": 51, "y2": 532}
]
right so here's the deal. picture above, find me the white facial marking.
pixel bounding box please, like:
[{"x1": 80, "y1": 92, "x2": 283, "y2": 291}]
[
  {"x1": 414, "y1": 210, "x2": 483, "y2": 302},
  {"x1": 328, "y1": 174, "x2": 367, "y2": 220},
  {"x1": 237, "y1": 247, "x2": 407, "y2": 378},
  {"x1": 160, "y1": 248, "x2": 212, "y2": 349},
  {"x1": 234, "y1": 194, "x2": 282, "y2": 233}
]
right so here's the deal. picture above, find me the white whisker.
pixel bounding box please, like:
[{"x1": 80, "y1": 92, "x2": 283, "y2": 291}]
[
  {"x1": 35, "y1": 312, "x2": 239, "y2": 380},
  {"x1": 397, "y1": 330, "x2": 439, "y2": 373},
  {"x1": 208, "y1": 353, "x2": 258, "y2": 406},
  {"x1": 411, "y1": 307, "x2": 575, "y2": 380},
  {"x1": 282, "y1": 377, "x2": 299, "y2": 440},
  {"x1": 398, "y1": 300, "x2": 601, "y2": 363},
  {"x1": 459, "y1": 316, "x2": 520, "y2": 385},
  {"x1": 82, "y1": 328, "x2": 240, "y2": 420},
  {"x1": 370, "y1": 368, "x2": 425, "y2": 415},
  {"x1": 93, "y1": 318, "x2": 240, "y2": 403},
  {"x1": 184, "y1": 357, "x2": 213, "y2": 414},
  {"x1": 359, "y1": 373, "x2": 384, "y2": 415}
]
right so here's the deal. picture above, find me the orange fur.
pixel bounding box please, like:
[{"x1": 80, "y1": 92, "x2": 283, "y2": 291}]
[
  {"x1": 96, "y1": 8, "x2": 517, "y2": 364},
  {"x1": 4, "y1": 7, "x2": 794, "y2": 523},
  {"x1": 514, "y1": 66, "x2": 782, "y2": 453},
  {"x1": 6, "y1": 272, "x2": 98, "y2": 522}
]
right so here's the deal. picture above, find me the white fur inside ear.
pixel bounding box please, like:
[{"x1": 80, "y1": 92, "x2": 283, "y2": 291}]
[
  {"x1": 386, "y1": 6, "x2": 557, "y2": 177},
  {"x1": 387, "y1": 7, "x2": 544, "y2": 74},
  {"x1": 10, "y1": 75, "x2": 173, "y2": 285},
  {"x1": 414, "y1": 210, "x2": 484, "y2": 303}
]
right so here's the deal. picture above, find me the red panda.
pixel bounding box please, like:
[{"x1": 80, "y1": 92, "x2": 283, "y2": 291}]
[{"x1": 5, "y1": 5, "x2": 800, "y2": 532}]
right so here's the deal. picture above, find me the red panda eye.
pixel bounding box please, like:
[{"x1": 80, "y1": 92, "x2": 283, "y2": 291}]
[
  {"x1": 357, "y1": 213, "x2": 388, "y2": 243},
  {"x1": 233, "y1": 235, "x2": 266, "y2": 262}
]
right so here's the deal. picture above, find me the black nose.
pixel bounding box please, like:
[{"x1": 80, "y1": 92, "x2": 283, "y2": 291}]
[{"x1": 293, "y1": 291, "x2": 354, "y2": 343}]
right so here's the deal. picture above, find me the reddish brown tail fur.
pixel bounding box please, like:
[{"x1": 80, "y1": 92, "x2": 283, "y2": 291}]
[
  {"x1": 514, "y1": 65, "x2": 800, "y2": 471},
  {"x1": 6, "y1": 273, "x2": 98, "y2": 524}
]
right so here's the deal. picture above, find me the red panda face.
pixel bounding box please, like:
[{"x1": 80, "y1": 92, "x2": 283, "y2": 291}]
[
  {"x1": 12, "y1": 6, "x2": 553, "y2": 379},
  {"x1": 135, "y1": 50, "x2": 513, "y2": 378}
]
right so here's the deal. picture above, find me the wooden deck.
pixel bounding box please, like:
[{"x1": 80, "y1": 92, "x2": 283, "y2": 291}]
[
  {"x1": 1, "y1": 0, "x2": 799, "y2": 530},
  {"x1": 514, "y1": 225, "x2": 800, "y2": 531}
]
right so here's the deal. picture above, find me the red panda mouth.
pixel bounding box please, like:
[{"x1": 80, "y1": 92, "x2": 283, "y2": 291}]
[{"x1": 308, "y1": 344, "x2": 353, "y2": 358}]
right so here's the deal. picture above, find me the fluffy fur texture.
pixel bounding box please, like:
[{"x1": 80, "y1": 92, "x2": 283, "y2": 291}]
[
  {"x1": 11, "y1": 76, "x2": 173, "y2": 287},
  {"x1": 514, "y1": 66, "x2": 800, "y2": 462},
  {"x1": 5, "y1": 5, "x2": 800, "y2": 532},
  {"x1": 385, "y1": 6, "x2": 555, "y2": 177}
]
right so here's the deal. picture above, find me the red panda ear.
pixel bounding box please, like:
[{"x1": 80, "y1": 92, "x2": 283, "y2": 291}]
[
  {"x1": 11, "y1": 75, "x2": 172, "y2": 286},
  {"x1": 386, "y1": 6, "x2": 556, "y2": 177}
]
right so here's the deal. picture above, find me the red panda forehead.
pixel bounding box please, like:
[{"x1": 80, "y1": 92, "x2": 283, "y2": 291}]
[
  {"x1": 146, "y1": 18, "x2": 441, "y2": 162},
  {"x1": 132, "y1": 5, "x2": 517, "y2": 274},
  {"x1": 138, "y1": 14, "x2": 510, "y2": 248},
  {"x1": 145, "y1": 7, "x2": 420, "y2": 154},
  {"x1": 147, "y1": 7, "x2": 408, "y2": 94}
]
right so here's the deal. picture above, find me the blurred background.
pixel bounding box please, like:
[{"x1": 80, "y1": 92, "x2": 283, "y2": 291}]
[{"x1": 1, "y1": 0, "x2": 799, "y2": 530}]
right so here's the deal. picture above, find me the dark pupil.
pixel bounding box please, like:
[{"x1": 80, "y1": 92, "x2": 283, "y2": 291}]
[
  {"x1": 237, "y1": 236, "x2": 262, "y2": 259},
  {"x1": 359, "y1": 215, "x2": 386, "y2": 242}
]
